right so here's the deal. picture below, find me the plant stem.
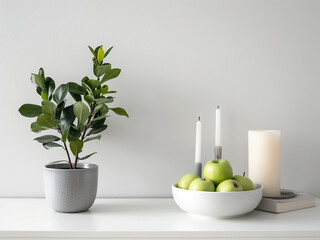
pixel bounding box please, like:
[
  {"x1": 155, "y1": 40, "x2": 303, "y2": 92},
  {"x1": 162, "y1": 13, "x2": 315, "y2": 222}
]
[
  {"x1": 58, "y1": 126, "x2": 73, "y2": 169},
  {"x1": 74, "y1": 103, "x2": 96, "y2": 169},
  {"x1": 63, "y1": 140, "x2": 73, "y2": 169}
]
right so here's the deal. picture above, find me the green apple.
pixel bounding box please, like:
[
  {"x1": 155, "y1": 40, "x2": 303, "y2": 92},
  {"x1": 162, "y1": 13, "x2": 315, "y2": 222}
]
[
  {"x1": 177, "y1": 173, "x2": 200, "y2": 189},
  {"x1": 188, "y1": 178, "x2": 215, "y2": 192},
  {"x1": 233, "y1": 172, "x2": 254, "y2": 191},
  {"x1": 203, "y1": 159, "x2": 233, "y2": 185},
  {"x1": 216, "y1": 179, "x2": 243, "y2": 192}
]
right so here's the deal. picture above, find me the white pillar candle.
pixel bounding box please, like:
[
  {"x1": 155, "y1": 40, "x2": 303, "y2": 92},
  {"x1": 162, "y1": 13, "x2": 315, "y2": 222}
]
[
  {"x1": 248, "y1": 130, "x2": 281, "y2": 197},
  {"x1": 215, "y1": 106, "x2": 222, "y2": 159},
  {"x1": 195, "y1": 116, "x2": 202, "y2": 163}
]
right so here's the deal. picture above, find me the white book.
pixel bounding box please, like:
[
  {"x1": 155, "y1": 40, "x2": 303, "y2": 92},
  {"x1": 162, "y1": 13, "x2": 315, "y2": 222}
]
[{"x1": 256, "y1": 193, "x2": 316, "y2": 213}]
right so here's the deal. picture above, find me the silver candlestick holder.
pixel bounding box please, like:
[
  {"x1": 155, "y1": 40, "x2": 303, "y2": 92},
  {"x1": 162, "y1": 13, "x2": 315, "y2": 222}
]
[
  {"x1": 215, "y1": 146, "x2": 222, "y2": 159},
  {"x1": 194, "y1": 162, "x2": 202, "y2": 177}
]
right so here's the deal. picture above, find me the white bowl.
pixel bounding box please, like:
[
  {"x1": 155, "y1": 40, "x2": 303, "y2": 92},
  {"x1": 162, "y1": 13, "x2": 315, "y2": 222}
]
[{"x1": 172, "y1": 183, "x2": 263, "y2": 218}]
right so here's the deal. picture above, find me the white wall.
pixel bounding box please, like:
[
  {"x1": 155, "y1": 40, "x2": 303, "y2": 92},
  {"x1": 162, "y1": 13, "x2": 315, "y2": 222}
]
[{"x1": 0, "y1": 0, "x2": 319, "y2": 198}]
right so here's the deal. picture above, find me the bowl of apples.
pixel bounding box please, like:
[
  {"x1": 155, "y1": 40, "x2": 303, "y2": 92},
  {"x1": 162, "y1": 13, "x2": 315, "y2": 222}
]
[{"x1": 172, "y1": 159, "x2": 263, "y2": 218}]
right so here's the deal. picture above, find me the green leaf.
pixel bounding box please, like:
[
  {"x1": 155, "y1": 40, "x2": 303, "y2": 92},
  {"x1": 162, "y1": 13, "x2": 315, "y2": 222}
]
[
  {"x1": 104, "y1": 46, "x2": 113, "y2": 58},
  {"x1": 100, "y1": 107, "x2": 109, "y2": 115},
  {"x1": 45, "y1": 77, "x2": 55, "y2": 100},
  {"x1": 92, "y1": 58, "x2": 99, "y2": 66},
  {"x1": 88, "y1": 46, "x2": 96, "y2": 57},
  {"x1": 19, "y1": 104, "x2": 43, "y2": 117},
  {"x1": 84, "y1": 95, "x2": 95, "y2": 103},
  {"x1": 91, "y1": 118, "x2": 106, "y2": 128},
  {"x1": 81, "y1": 76, "x2": 89, "y2": 84},
  {"x1": 87, "y1": 79, "x2": 101, "y2": 89},
  {"x1": 87, "y1": 125, "x2": 107, "y2": 136},
  {"x1": 84, "y1": 135, "x2": 101, "y2": 143},
  {"x1": 36, "y1": 86, "x2": 42, "y2": 96},
  {"x1": 78, "y1": 152, "x2": 97, "y2": 160},
  {"x1": 43, "y1": 142, "x2": 63, "y2": 149},
  {"x1": 68, "y1": 82, "x2": 83, "y2": 101},
  {"x1": 110, "y1": 107, "x2": 129, "y2": 117},
  {"x1": 38, "y1": 68, "x2": 45, "y2": 79},
  {"x1": 95, "y1": 97, "x2": 113, "y2": 105},
  {"x1": 31, "y1": 122, "x2": 48, "y2": 133},
  {"x1": 95, "y1": 64, "x2": 111, "y2": 78},
  {"x1": 68, "y1": 125, "x2": 81, "y2": 141},
  {"x1": 62, "y1": 126, "x2": 70, "y2": 142},
  {"x1": 70, "y1": 92, "x2": 82, "y2": 101},
  {"x1": 78, "y1": 123, "x2": 85, "y2": 132},
  {"x1": 92, "y1": 115, "x2": 108, "y2": 122},
  {"x1": 41, "y1": 91, "x2": 48, "y2": 100},
  {"x1": 53, "y1": 84, "x2": 69, "y2": 104},
  {"x1": 82, "y1": 82, "x2": 93, "y2": 96},
  {"x1": 31, "y1": 73, "x2": 45, "y2": 89},
  {"x1": 94, "y1": 45, "x2": 102, "y2": 57},
  {"x1": 93, "y1": 108, "x2": 109, "y2": 122},
  {"x1": 36, "y1": 114, "x2": 57, "y2": 128},
  {"x1": 60, "y1": 105, "x2": 75, "y2": 133},
  {"x1": 93, "y1": 103, "x2": 107, "y2": 115},
  {"x1": 70, "y1": 139, "x2": 83, "y2": 156},
  {"x1": 106, "y1": 91, "x2": 117, "y2": 94},
  {"x1": 73, "y1": 102, "x2": 90, "y2": 125},
  {"x1": 34, "y1": 135, "x2": 60, "y2": 143},
  {"x1": 97, "y1": 46, "x2": 104, "y2": 63},
  {"x1": 101, "y1": 85, "x2": 109, "y2": 94},
  {"x1": 68, "y1": 82, "x2": 84, "y2": 94},
  {"x1": 101, "y1": 68, "x2": 121, "y2": 83},
  {"x1": 41, "y1": 100, "x2": 56, "y2": 117},
  {"x1": 55, "y1": 100, "x2": 66, "y2": 120},
  {"x1": 94, "y1": 89, "x2": 101, "y2": 98}
]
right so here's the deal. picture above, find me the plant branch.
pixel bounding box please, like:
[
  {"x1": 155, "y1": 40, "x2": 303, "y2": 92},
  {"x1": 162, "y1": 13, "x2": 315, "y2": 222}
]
[
  {"x1": 74, "y1": 103, "x2": 96, "y2": 169},
  {"x1": 58, "y1": 125, "x2": 73, "y2": 169}
]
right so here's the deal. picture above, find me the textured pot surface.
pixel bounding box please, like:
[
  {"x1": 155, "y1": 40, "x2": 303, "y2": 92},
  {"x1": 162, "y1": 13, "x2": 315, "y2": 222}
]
[{"x1": 44, "y1": 162, "x2": 98, "y2": 213}]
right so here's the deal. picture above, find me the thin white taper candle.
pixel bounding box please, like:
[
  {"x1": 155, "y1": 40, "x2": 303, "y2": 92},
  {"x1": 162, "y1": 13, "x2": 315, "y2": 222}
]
[{"x1": 195, "y1": 116, "x2": 202, "y2": 163}]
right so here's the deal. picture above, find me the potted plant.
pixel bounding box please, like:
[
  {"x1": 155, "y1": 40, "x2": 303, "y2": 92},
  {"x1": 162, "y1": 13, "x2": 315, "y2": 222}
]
[{"x1": 18, "y1": 45, "x2": 128, "y2": 212}]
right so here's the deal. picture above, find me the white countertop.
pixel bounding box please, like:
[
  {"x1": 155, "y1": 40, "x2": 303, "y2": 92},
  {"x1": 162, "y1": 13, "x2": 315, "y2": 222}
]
[{"x1": 0, "y1": 198, "x2": 319, "y2": 239}]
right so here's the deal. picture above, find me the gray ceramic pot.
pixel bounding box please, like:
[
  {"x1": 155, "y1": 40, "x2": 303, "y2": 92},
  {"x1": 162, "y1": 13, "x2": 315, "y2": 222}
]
[{"x1": 44, "y1": 162, "x2": 98, "y2": 213}]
